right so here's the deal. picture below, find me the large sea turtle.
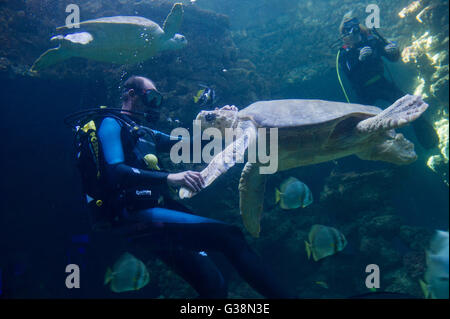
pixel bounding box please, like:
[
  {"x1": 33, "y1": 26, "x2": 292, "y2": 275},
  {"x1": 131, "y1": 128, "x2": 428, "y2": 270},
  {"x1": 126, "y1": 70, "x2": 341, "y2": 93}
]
[
  {"x1": 30, "y1": 3, "x2": 187, "y2": 72},
  {"x1": 179, "y1": 95, "x2": 428, "y2": 237}
]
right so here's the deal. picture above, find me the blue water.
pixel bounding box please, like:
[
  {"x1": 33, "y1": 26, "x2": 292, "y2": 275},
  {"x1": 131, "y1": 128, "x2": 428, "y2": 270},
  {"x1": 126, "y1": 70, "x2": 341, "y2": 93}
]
[{"x1": 0, "y1": 0, "x2": 448, "y2": 299}]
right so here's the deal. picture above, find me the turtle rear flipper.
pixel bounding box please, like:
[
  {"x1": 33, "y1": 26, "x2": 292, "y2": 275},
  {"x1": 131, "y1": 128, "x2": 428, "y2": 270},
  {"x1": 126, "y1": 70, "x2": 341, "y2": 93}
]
[
  {"x1": 162, "y1": 2, "x2": 184, "y2": 40},
  {"x1": 29, "y1": 33, "x2": 94, "y2": 73},
  {"x1": 356, "y1": 95, "x2": 428, "y2": 134},
  {"x1": 30, "y1": 46, "x2": 72, "y2": 73},
  {"x1": 239, "y1": 162, "x2": 267, "y2": 238}
]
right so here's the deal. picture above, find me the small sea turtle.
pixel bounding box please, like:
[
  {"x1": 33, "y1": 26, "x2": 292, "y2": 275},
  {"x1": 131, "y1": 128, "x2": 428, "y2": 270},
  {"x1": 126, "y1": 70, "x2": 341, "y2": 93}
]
[
  {"x1": 180, "y1": 95, "x2": 428, "y2": 237},
  {"x1": 30, "y1": 3, "x2": 187, "y2": 72}
]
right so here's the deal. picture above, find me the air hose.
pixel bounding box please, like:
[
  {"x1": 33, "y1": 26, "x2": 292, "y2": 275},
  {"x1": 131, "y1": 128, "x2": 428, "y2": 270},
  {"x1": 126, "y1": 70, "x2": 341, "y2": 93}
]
[{"x1": 336, "y1": 50, "x2": 350, "y2": 103}]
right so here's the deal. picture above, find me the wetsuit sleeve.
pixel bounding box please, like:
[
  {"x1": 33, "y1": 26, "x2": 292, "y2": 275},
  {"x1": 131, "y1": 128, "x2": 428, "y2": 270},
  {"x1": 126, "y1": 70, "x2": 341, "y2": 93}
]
[
  {"x1": 151, "y1": 129, "x2": 209, "y2": 154},
  {"x1": 151, "y1": 129, "x2": 182, "y2": 153},
  {"x1": 98, "y1": 117, "x2": 169, "y2": 189}
]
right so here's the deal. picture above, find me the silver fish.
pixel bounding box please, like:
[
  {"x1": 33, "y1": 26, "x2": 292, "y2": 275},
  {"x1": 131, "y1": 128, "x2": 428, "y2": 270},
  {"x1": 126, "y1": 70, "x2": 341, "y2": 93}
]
[
  {"x1": 276, "y1": 177, "x2": 313, "y2": 209},
  {"x1": 305, "y1": 224, "x2": 347, "y2": 261},
  {"x1": 104, "y1": 252, "x2": 150, "y2": 293}
]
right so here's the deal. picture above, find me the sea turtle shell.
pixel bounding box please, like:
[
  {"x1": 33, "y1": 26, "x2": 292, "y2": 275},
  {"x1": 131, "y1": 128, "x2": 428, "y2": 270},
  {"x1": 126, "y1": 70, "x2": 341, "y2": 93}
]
[
  {"x1": 56, "y1": 16, "x2": 163, "y2": 42},
  {"x1": 238, "y1": 99, "x2": 383, "y2": 128}
]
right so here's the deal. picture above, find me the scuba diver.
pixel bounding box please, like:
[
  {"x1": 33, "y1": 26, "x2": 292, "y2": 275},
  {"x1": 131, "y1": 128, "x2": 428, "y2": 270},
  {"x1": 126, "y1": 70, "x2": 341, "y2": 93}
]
[
  {"x1": 336, "y1": 11, "x2": 438, "y2": 150},
  {"x1": 67, "y1": 75, "x2": 293, "y2": 298}
]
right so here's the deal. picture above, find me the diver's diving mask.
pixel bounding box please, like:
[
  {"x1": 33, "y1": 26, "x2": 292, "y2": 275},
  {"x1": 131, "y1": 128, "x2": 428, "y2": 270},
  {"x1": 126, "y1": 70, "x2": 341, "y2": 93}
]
[
  {"x1": 141, "y1": 89, "x2": 163, "y2": 109},
  {"x1": 342, "y1": 18, "x2": 360, "y2": 36}
]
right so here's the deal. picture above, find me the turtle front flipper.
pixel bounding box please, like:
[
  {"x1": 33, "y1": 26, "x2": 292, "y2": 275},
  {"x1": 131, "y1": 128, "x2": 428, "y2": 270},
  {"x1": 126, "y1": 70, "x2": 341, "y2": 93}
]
[
  {"x1": 162, "y1": 2, "x2": 184, "y2": 40},
  {"x1": 179, "y1": 122, "x2": 257, "y2": 199},
  {"x1": 356, "y1": 95, "x2": 428, "y2": 134},
  {"x1": 239, "y1": 162, "x2": 267, "y2": 238}
]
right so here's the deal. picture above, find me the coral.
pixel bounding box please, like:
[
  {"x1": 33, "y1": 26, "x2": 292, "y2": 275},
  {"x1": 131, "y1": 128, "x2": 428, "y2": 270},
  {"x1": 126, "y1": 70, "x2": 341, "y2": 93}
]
[
  {"x1": 359, "y1": 215, "x2": 402, "y2": 239},
  {"x1": 384, "y1": 269, "x2": 423, "y2": 297},
  {"x1": 399, "y1": 225, "x2": 434, "y2": 251},
  {"x1": 398, "y1": 1, "x2": 449, "y2": 184},
  {"x1": 319, "y1": 169, "x2": 397, "y2": 220},
  {"x1": 427, "y1": 117, "x2": 449, "y2": 184},
  {"x1": 403, "y1": 250, "x2": 426, "y2": 279},
  {"x1": 359, "y1": 236, "x2": 402, "y2": 269}
]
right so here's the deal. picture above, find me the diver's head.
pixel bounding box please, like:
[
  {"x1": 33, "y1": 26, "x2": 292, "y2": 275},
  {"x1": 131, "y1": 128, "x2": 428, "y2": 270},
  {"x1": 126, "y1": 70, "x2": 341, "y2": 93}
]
[
  {"x1": 162, "y1": 33, "x2": 188, "y2": 51},
  {"x1": 339, "y1": 11, "x2": 362, "y2": 47},
  {"x1": 196, "y1": 105, "x2": 239, "y2": 136},
  {"x1": 121, "y1": 75, "x2": 162, "y2": 122}
]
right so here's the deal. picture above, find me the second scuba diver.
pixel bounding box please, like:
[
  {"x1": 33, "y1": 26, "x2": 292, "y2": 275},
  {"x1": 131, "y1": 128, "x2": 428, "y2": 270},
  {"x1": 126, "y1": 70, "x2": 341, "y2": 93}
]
[{"x1": 336, "y1": 11, "x2": 438, "y2": 150}]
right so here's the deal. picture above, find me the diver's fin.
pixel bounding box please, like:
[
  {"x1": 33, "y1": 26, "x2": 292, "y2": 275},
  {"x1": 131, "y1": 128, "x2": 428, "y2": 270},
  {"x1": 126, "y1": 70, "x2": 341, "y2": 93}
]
[
  {"x1": 412, "y1": 117, "x2": 439, "y2": 150},
  {"x1": 305, "y1": 241, "x2": 312, "y2": 260},
  {"x1": 275, "y1": 188, "x2": 281, "y2": 204},
  {"x1": 104, "y1": 267, "x2": 113, "y2": 285},
  {"x1": 29, "y1": 46, "x2": 72, "y2": 73},
  {"x1": 356, "y1": 95, "x2": 428, "y2": 134},
  {"x1": 163, "y1": 2, "x2": 183, "y2": 39}
]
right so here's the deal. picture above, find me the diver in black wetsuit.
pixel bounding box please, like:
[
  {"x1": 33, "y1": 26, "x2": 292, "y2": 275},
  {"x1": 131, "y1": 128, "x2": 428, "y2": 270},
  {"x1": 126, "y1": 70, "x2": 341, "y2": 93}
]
[
  {"x1": 337, "y1": 11, "x2": 438, "y2": 150},
  {"x1": 87, "y1": 75, "x2": 292, "y2": 298}
]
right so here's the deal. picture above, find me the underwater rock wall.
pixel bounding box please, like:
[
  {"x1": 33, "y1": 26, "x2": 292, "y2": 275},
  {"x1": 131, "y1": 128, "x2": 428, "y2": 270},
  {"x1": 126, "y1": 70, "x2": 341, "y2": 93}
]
[{"x1": 398, "y1": 0, "x2": 449, "y2": 185}]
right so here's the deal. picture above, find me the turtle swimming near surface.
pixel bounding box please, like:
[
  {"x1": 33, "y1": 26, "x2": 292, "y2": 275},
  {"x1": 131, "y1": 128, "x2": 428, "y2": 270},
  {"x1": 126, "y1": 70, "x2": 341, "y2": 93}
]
[
  {"x1": 30, "y1": 3, "x2": 187, "y2": 72},
  {"x1": 180, "y1": 95, "x2": 428, "y2": 237}
]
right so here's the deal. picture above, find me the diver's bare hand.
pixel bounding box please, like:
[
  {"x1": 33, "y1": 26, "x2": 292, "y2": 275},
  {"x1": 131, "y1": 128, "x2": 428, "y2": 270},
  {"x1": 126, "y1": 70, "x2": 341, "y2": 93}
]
[{"x1": 167, "y1": 171, "x2": 205, "y2": 193}]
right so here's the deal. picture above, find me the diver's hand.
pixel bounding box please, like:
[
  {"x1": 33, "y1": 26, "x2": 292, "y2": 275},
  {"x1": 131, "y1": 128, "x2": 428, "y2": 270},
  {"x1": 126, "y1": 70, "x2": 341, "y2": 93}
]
[
  {"x1": 167, "y1": 171, "x2": 205, "y2": 193},
  {"x1": 359, "y1": 46, "x2": 373, "y2": 61},
  {"x1": 384, "y1": 42, "x2": 398, "y2": 55}
]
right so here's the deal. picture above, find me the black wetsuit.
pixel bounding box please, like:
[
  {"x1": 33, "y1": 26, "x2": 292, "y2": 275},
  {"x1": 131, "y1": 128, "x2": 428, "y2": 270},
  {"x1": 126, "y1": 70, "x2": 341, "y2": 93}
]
[
  {"x1": 93, "y1": 115, "x2": 291, "y2": 298},
  {"x1": 339, "y1": 31, "x2": 438, "y2": 149},
  {"x1": 339, "y1": 31, "x2": 403, "y2": 105}
]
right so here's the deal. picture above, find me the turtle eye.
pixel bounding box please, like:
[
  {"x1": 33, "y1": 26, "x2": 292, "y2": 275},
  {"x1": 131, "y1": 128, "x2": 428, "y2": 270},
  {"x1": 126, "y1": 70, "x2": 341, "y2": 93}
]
[{"x1": 205, "y1": 113, "x2": 216, "y2": 122}]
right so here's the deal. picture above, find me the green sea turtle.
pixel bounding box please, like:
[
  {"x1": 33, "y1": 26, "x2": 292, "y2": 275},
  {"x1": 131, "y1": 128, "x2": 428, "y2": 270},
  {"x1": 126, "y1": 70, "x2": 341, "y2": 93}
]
[
  {"x1": 179, "y1": 95, "x2": 428, "y2": 237},
  {"x1": 30, "y1": 3, "x2": 187, "y2": 72}
]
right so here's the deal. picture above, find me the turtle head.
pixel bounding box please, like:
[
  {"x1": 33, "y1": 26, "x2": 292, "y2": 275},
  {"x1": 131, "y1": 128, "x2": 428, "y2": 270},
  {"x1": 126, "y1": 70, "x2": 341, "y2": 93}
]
[
  {"x1": 161, "y1": 33, "x2": 187, "y2": 51},
  {"x1": 196, "y1": 105, "x2": 239, "y2": 136}
]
